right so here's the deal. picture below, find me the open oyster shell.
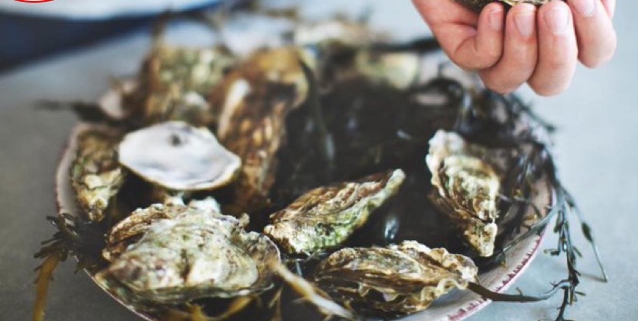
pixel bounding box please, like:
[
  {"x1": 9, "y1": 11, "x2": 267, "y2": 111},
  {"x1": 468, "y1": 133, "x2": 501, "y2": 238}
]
[
  {"x1": 210, "y1": 47, "x2": 309, "y2": 212},
  {"x1": 70, "y1": 127, "x2": 125, "y2": 222},
  {"x1": 426, "y1": 130, "x2": 501, "y2": 257},
  {"x1": 96, "y1": 204, "x2": 279, "y2": 304},
  {"x1": 118, "y1": 121, "x2": 241, "y2": 192},
  {"x1": 264, "y1": 169, "x2": 405, "y2": 256},
  {"x1": 313, "y1": 241, "x2": 478, "y2": 316}
]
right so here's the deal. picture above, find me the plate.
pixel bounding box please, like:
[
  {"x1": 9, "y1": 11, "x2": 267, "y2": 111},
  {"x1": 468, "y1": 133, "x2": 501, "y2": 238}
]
[{"x1": 55, "y1": 122, "x2": 552, "y2": 321}]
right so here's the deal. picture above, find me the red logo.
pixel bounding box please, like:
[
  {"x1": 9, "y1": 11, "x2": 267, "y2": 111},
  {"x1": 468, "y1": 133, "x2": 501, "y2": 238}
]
[{"x1": 14, "y1": 0, "x2": 54, "y2": 3}]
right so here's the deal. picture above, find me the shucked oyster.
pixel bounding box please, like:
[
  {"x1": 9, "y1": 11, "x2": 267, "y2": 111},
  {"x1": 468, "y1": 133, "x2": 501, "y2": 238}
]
[
  {"x1": 122, "y1": 44, "x2": 236, "y2": 126},
  {"x1": 426, "y1": 130, "x2": 501, "y2": 257},
  {"x1": 71, "y1": 127, "x2": 125, "y2": 222},
  {"x1": 96, "y1": 204, "x2": 279, "y2": 303},
  {"x1": 313, "y1": 241, "x2": 478, "y2": 316},
  {"x1": 264, "y1": 169, "x2": 405, "y2": 255},
  {"x1": 455, "y1": 0, "x2": 549, "y2": 12},
  {"x1": 118, "y1": 121, "x2": 241, "y2": 191},
  {"x1": 210, "y1": 48, "x2": 309, "y2": 212}
]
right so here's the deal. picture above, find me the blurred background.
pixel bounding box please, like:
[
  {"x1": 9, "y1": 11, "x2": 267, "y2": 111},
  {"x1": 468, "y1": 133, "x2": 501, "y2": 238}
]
[{"x1": 1, "y1": 0, "x2": 637, "y2": 320}]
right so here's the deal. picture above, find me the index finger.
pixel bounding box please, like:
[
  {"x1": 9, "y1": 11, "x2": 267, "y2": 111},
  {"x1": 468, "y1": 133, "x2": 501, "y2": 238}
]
[{"x1": 412, "y1": 0, "x2": 506, "y2": 70}]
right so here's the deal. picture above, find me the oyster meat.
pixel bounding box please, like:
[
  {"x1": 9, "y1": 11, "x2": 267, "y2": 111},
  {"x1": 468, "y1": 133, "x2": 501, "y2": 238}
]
[
  {"x1": 118, "y1": 121, "x2": 241, "y2": 191},
  {"x1": 97, "y1": 204, "x2": 280, "y2": 303},
  {"x1": 313, "y1": 241, "x2": 478, "y2": 316},
  {"x1": 71, "y1": 127, "x2": 125, "y2": 222},
  {"x1": 210, "y1": 48, "x2": 309, "y2": 212},
  {"x1": 426, "y1": 130, "x2": 501, "y2": 257},
  {"x1": 264, "y1": 169, "x2": 405, "y2": 255},
  {"x1": 455, "y1": 0, "x2": 550, "y2": 12}
]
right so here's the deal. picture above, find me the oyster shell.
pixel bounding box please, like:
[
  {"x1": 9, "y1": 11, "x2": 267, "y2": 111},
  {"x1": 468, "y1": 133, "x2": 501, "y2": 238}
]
[
  {"x1": 455, "y1": 0, "x2": 549, "y2": 12},
  {"x1": 97, "y1": 204, "x2": 279, "y2": 303},
  {"x1": 313, "y1": 241, "x2": 478, "y2": 316},
  {"x1": 426, "y1": 130, "x2": 501, "y2": 257},
  {"x1": 123, "y1": 44, "x2": 236, "y2": 126},
  {"x1": 355, "y1": 51, "x2": 421, "y2": 90},
  {"x1": 118, "y1": 121, "x2": 241, "y2": 191},
  {"x1": 264, "y1": 169, "x2": 406, "y2": 255},
  {"x1": 71, "y1": 127, "x2": 125, "y2": 222},
  {"x1": 294, "y1": 18, "x2": 382, "y2": 49},
  {"x1": 210, "y1": 48, "x2": 309, "y2": 212}
]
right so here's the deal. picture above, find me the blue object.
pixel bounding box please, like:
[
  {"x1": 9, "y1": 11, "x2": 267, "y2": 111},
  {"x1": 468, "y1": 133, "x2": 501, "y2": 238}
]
[{"x1": 0, "y1": 1, "x2": 231, "y2": 72}]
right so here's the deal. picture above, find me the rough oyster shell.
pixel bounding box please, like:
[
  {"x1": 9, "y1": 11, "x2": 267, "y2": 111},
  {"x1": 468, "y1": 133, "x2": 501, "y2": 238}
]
[
  {"x1": 97, "y1": 204, "x2": 279, "y2": 303},
  {"x1": 264, "y1": 169, "x2": 405, "y2": 255},
  {"x1": 293, "y1": 18, "x2": 381, "y2": 49},
  {"x1": 210, "y1": 47, "x2": 309, "y2": 212},
  {"x1": 123, "y1": 44, "x2": 236, "y2": 126},
  {"x1": 426, "y1": 130, "x2": 501, "y2": 257},
  {"x1": 118, "y1": 121, "x2": 241, "y2": 191},
  {"x1": 355, "y1": 51, "x2": 421, "y2": 90},
  {"x1": 313, "y1": 241, "x2": 478, "y2": 316},
  {"x1": 455, "y1": 0, "x2": 549, "y2": 12},
  {"x1": 70, "y1": 127, "x2": 125, "y2": 222}
]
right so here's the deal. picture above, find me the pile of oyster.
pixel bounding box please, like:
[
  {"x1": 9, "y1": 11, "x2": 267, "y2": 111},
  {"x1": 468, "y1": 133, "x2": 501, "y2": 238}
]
[{"x1": 39, "y1": 6, "x2": 567, "y2": 321}]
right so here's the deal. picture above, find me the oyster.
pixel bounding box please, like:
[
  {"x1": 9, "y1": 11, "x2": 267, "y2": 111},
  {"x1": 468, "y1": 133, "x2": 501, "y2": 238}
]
[
  {"x1": 426, "y1": 130, "x2": 501, "y2": 257},
  {"x1": 118, "y1": 121, "x2": 241, "y2": 191},
  {"x1": 264, "y1": 169, "x2": 406, "y2": 255},
  {"x1": 71, "y1": 127, "x2": 125, "y2": 222},
  {"x1": 313, "y1": 241, "x2": 478, "y2": 316},
  {"x1": 354, "y1": 51, "x2": 421, "y2": 90},
  {"x1": 123, "y1": 44, "x2": 236, "y2": 126},
  {"x1": 96, "y1": 204, "x2": 280, "y2": 303},
  {"x1": 210, "y1": 48, "x2": 309, "y2": 211},
  {"x1": 294, "y1": 18, "x2": 382, "y2": 49},
  {"x1": 455, "y1": 0, "x2": 550, "y2": 12}
]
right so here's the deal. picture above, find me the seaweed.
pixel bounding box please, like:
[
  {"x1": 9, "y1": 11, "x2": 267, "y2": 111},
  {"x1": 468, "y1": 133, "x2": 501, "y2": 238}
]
[
  {"x1": 453, "y1": 89, "x2": 607, "y2": 320},
  {"x1": 33, "y1": 214, "x2": 107, "y2": 321}
]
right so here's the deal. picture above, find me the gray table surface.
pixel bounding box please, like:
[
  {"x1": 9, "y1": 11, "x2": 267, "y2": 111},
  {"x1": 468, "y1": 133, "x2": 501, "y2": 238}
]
[{"x1": 1, "y1": 1, "x2": 637, "y2": 320}]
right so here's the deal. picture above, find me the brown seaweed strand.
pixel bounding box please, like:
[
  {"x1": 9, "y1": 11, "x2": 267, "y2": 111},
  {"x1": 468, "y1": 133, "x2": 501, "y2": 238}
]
[{"x1": 33, "y1": 254, "x2": 62, "y2": 321}]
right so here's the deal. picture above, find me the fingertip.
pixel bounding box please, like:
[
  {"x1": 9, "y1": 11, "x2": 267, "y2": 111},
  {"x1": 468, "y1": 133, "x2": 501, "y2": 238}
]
[
  {"x1": 479, "y1": 74, "x2": 517, "y2": 94},
  {"x1": 601, "y1": 0, "x2": 616, "y2": 18},
  {"x1": 482, "y1": 2, "x2": 506, "y2": 31},
  {"x1": 539, "y1": 0, "x2": 573, "y2": 36},
  {"x1": 509, "y1": 3, "x2": 537, "y2": 40},
  {"x1": 580, "y1": 29, "x2": 617, "y2": 68},
  {"x1": 528, "y1": 77, "x2": 572, "y2": 97}
]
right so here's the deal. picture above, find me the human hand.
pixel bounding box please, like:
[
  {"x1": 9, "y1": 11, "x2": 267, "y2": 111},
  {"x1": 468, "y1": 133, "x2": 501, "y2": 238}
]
[{"x1": 412, "y1": 0, "x2": 617, "y2": 96}]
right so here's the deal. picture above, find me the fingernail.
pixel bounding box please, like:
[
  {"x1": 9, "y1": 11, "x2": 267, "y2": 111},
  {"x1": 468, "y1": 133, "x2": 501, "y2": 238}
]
[
  {"x1": 489, "y1": 8, "x2": 504, "y2": 31},
  {"x1": 544, "y1": 6, "x2": 570, "y2": 35},
  {"x1": 514, "y1": 12, "x2": 535, "y2": 38},
  {"x1": 573, "y1": 0, "x2": 596, "y2": 17}
]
